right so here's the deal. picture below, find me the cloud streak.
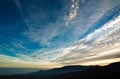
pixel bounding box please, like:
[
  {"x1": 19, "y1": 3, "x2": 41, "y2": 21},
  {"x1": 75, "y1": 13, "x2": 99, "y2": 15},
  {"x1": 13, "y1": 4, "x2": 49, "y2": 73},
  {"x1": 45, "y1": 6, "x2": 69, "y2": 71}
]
[
  {"x1": 64, "y1": 0, "x2": 79, "y2": 26},
  {"x1": 54, "y1": 15, "x2": 120, "y2": 65},
  {"x1": 0, "y1": 54, "x2": 63, "y2": 68},
  {"x1": 17, "y1": 14, "x2": 120, "y2": 66},
  {"x1": 1, "y1": 0, "x2": 120, "y2": 68}
]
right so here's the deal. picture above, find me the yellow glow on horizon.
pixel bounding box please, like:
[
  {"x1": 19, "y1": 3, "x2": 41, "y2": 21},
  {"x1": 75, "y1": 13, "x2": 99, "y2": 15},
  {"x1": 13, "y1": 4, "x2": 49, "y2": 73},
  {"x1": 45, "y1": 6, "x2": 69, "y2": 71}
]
[
  {"x1": 0, "y1": 61, "x2": 64, "y2": 69},
  {"x1": 75, "y1": 58, "x2": 120, "y2": 66},
  {"x1": 0, "y1": 57, "x2": 120, "y2": 68}
]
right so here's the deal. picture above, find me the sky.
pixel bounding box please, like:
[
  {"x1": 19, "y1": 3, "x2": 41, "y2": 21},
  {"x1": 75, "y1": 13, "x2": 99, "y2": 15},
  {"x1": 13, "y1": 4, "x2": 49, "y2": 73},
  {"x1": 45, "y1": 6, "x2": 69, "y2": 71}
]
[{"x1": 0, "y1": 0, "x2": 120, "y2": 68}]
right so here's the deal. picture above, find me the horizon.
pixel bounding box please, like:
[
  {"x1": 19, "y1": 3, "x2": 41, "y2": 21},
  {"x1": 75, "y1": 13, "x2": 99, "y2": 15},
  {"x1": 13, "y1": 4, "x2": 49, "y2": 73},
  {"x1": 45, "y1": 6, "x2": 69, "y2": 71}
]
[{"x1": 0, "y1": 61, "x2": 120, "y2": 75}]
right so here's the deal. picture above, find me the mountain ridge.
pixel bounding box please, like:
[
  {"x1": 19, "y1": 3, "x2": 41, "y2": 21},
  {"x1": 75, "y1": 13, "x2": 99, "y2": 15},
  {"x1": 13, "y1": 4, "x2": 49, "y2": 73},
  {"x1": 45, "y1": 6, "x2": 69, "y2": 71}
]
[{"x1": 0, "y1": 62, "x2": 120, "y2": 79}]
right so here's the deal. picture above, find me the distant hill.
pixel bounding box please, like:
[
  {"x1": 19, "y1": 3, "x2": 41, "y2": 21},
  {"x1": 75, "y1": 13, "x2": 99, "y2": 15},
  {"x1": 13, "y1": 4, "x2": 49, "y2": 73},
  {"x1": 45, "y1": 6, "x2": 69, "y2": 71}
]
[{"x1": 0, "y1": 62, "x2": 120, "y2": 79}]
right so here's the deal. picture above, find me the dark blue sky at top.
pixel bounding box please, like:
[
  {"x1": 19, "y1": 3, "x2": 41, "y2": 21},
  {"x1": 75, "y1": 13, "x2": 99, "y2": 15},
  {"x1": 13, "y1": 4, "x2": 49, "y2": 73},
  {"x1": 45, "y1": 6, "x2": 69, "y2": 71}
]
[
  {"x1": 0, "y1": 0, "x2": 65, "y2": 57},
  {"x1": 0, "y1": 0, "x2": 120, "y2": 59},
  {"x1": 0, "y1": 0, "x2": 39, "y2": 57}
]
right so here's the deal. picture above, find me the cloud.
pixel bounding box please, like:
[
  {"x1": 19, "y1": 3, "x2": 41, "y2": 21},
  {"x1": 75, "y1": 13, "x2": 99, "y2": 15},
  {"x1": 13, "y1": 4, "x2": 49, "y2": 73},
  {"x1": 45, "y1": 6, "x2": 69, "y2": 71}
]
[
  {"x1": 0, "y1": 44, "x2": 17, "y2": 55},
  {"x1": 14, "y1": 0, "x2": 66, "y2": 45},
  {"x1": 14, "y1": 0, "x2": 120, "y2": 46},
  {"x1": 17, "y1": 47, "x2": 65, "y2": 62},
  {"x1": 18, "y1": 15, "x2": 120, "y2": 66},
  {"x1": 64, "y1": 0, "x2": 79, "y2": 26},
  {"x1": 14, "y1": 0, "x2": 21, "y2": 11},
  {"x1": 0, "y1": 54, "x2": 23, "y2": 63},
  {"x1": 9, "y1": 0, "x2": 120, "y2": 67},
  {"x1": 77, "y1": 58, "x2": 120, "y2": 66},
  {"x1": 0, "y1": 54, "x2": 63, "y2": 68},
  {"x1": 53, "y1": 15, "x2": 120, "y2": 65},
  {"x1": 0, "y1": 40, "x2": 32, "y2": 54},
  {"x1": 23, "y1": 21, "x2": 64, "y2": 45}
]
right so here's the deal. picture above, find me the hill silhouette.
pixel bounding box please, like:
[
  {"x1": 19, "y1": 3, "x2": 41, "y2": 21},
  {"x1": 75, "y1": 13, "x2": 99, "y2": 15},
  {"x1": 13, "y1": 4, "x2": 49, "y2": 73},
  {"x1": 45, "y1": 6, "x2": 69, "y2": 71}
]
[{"x1": 0, "y1": 62, "x2": 120, "y2": 79}]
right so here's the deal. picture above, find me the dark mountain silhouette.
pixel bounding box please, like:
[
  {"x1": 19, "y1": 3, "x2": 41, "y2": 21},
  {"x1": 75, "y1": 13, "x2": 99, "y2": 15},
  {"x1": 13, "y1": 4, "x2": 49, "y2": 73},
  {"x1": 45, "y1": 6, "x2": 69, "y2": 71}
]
[
  {"x1": 0, "y1": 62, "x2": 120, "y2": 79},
  {"x1": 25, "y1": 65, "x2": 89, "y2": 76}
]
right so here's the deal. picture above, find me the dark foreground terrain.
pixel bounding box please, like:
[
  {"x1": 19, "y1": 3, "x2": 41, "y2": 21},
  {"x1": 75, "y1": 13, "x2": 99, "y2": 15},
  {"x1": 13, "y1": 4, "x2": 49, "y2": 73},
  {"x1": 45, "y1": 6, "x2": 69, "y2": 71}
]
[{"x1": 0, "y1": 62, "x2": 120, "y2": 79}]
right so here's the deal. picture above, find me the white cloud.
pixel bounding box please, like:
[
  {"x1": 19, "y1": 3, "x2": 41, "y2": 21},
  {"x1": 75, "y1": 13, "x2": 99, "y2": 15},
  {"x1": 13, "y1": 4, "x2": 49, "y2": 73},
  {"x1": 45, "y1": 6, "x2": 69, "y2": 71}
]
[
  {"x1": 54, "y1": 15, "x2": 120, "y2": 65},
  {"x1": 23, "y1": 20, "x2": 64, "y2": 45},
  {"x1": 0, "y1": 54, "x2": 63, "y2": 68},
  {"x1": 18, "y1": 1, "x2": 66, "y2": 45},
  {"x1": 11, "y1": 0, "x2": 120, "y2": 66},
  {"x1": 64, "y1": 0, "x2": 79, "y2": 26},
  {"x1": 18, "y1": 15, "x2": 120, "y2": 65},
  {"x1": 14, "y1": 0, "x2": 120, "y2": 46},
  {"x1": 84, "y1": 15, "x2": 120, "y2": 42},
  {"x1": 0, "y1": 54, "x2": 23, "y2": 63}
]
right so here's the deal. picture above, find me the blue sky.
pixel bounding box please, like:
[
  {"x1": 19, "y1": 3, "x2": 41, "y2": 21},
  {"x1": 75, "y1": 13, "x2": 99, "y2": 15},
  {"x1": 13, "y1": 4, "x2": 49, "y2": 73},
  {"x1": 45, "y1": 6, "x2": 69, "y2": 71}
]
[{"x1": 0, "y1": 0, "x2": 120, "y2": 68}]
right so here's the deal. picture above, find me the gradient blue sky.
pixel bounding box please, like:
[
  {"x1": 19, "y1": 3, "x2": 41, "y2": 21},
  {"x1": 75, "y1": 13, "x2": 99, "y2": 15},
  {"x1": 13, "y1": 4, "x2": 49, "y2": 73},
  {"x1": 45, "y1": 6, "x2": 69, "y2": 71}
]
[{"x1": 0, "y1": 0, "x2": 120, "y2": 68}]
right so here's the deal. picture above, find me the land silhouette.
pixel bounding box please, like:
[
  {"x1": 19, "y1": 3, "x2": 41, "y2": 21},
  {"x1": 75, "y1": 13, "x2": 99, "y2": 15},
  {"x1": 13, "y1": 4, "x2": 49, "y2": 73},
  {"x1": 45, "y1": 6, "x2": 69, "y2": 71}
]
[{"x1": 0, "y1": 62, "x2": 120, "y2": 79}]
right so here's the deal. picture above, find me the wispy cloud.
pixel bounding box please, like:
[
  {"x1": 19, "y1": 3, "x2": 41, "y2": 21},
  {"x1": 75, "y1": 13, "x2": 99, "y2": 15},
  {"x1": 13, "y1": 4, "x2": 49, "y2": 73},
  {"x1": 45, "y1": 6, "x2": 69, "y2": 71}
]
[
  {"x1": 0, "y1": 54, "x2": 25, "y2": 65},
  {"x1": 18, "y1": 14, "x2": 120, "y2": 66},
  {"x1": 14, "y1": 0, "x2": 21, "y2": 11},
  {"x1": 23, "y1": 21, "x2": 64, "y2": 45},
  {"x1": 6, "y1": 0, "x2": 120, "y2": 67},
  {"x1": 14, "y1": 0, "x2": 65, "y2": 45},
  {"x1": 64, "y1": 0, "x2": 79, "y2": 26},
  {"x1": 0, "y1": 54, "x2": 63, "y2": 68},
  {"x1": 54, "y1": 15, "x2": 120, "y2": 65},
  {"x1": 14, "y1": 0, "x2": 120, "y2": 46}
]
